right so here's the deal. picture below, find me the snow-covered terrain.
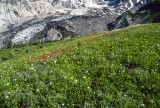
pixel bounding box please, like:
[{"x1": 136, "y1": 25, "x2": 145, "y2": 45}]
[
  {"x1": 0, "y1": 0, "x2": 147, "y2": 32},
  {"x1": 0, "y1": 0, "x2": 153, "y2": 47}
]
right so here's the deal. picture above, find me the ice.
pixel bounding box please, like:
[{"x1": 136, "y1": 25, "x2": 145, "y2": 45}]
[{"x1": 12, "y1": 22, "x2": 46, "y2": 43}]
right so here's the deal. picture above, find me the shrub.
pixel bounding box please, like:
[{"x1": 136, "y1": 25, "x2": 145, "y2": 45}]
[
  {"x1": 7, "y1": 40, "x2": 12, "y2": 48},
  {"x1": 25, "y1": 49, "x2": 29, "y2": 53},
  {"x1": 1, "y1": 56, "x2": 8, "y2": 61},
  {"x1": 9, "y1": 52, "x2": 14, "y2": 58}
]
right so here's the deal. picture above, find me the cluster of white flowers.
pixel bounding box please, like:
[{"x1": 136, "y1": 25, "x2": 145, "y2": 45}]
[{"x1": 75, "y1": 80, "x2": 78, "y2": 83}]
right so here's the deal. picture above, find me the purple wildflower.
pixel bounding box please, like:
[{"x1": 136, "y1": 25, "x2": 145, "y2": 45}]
[
  {"x1": 107, "y1": 102, "x2": 109, "y2": 106},
  {"x1": 18, "y1": 89, "x2": 22, "y2": 95},
  {"x1": 84, "y1": 101, "x2": 87, "y2": 107},
  {"x1": 27, "y1": 102, "x2": 29, "y2": 106},
  {"x1": 4, "y1": 91, "x2": 6, "y2": 97},
  {"x1": 30, "y1": 100, "x2": 33, "y2": 105}
]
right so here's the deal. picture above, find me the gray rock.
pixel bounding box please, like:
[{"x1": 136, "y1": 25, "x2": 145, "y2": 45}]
[{"x1": 46, "y1": 28, "x2": 62, "y2": 40}]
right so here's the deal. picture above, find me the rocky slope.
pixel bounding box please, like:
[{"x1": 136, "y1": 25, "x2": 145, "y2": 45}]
[
  {"x1": 107, "y1": 0, "x2": 160, "y2": 30},
  {"x1": 0, "y1": 0, "x2": 154, "y2": 48}
]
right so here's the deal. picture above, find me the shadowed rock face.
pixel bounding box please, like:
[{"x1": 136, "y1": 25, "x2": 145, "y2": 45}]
[{"x1": 107, "y1": 0, "x2": 160, "y2": 30}]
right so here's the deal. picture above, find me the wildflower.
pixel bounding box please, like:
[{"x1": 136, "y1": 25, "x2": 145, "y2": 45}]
[
  {"x1": 27, "y1": 102, "x2": 29, "y2": 106},
  {"x1": 65, "y1": 76, "x2": 67, "y2": 79},
  {"x1": 19, "y1": 90, "x2": 22, "y2": 95},
  {"x1": 84, "y1": 101, "x2": 87, "y2": 107},
  {"x1": 83, "y1": 76, "x2": 86, "y2": 79},
  {"x1": 124, "y1": 94, "x2": 127, "y2": 97},
  {"x1": 88, "y1": 87, "x2": 90, "y2": 89},
  {"x1": 150, "y1": 100, "x2": 154, "y2": 103},
  {"x1": 75, "y1": 80, "x2": 78, "y2": 83},
  {"x1": 62, "y1": 103, "x2": 64, "y2": 106},
  {"x1": 7, "y1": 83, "x2": 9, "y2": 86},
  {"x1": 30, "y1": 68, "x2": 34, "y2": 70},
  {"x1": 107, "y1": 102, "x2": 109, "y2": 106},
  {"x1": 50, "y1": 82, "x2": 52, "y2": 85},
  {"x1": 37, "y1": 89, "x2": 39, "y2": 92},
  {"x1": 71, "y1": 77, "x2": 73, "y2": 79},
  {"x1": 141, "y1": 104, "x2": 145, "y2": 107},
  {"x1": 30, "y1": 100, "x2": 33, "y2": 105},
  {"x1": 86, "y1": 71, "x2": 88, "y2": 73},
  {"x1": 8, "y1": 92, "x2": 10, "y2": 94},
  {"x1": 4, "y1": 91, "x2": 6, "y2": 97},
  {"x1": 6, "y1": 96, "x2": 8, "y2": 99}
]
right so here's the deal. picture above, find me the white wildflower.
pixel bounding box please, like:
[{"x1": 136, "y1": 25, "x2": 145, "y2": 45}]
[
  {"x1": 30, "y1": 68, "x2": 34, "y2": 70},
  {"x1": 83, "y1": 76, "x2": 86, "y2": 79},
  {"x1": 75, "y1": 80, "x2": 78, "y2": 83},
  {"x1": 141, "y1": 104, "x2": 145, "y2": 107},
  {"x1": 7, "y1": 83, "x2": 9, "y2": 86},
  {"x1": 50, "y1": 82, "x2": 52, "y2": 85},
  {"x1": 151, "y1": 100, "x2": 154, "y2": 103}
]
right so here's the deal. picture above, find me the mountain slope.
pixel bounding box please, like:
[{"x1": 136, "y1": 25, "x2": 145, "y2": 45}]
[
  {"x1": 0, "y1": 23, "x2": 160, "y2": 107},
  {"x1": 0, "y1": 0, "x2": 158, "y2": 48},
  {"x1": 107, "y1": 0, "x2": 160, "y2": 30},
  {"x1": 0, "y1": 0, "x2": 146, "y2": 32}
]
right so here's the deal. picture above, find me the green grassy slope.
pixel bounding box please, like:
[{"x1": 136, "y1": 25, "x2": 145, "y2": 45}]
[{"x1": 0, "y1": 23, "x2": 160, "y2": 107}]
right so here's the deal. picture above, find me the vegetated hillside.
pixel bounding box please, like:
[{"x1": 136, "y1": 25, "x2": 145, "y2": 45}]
[{"x1": 0, "y1": 23, "x2": 160, "y2": 107}]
